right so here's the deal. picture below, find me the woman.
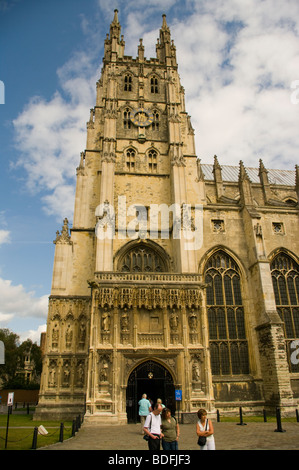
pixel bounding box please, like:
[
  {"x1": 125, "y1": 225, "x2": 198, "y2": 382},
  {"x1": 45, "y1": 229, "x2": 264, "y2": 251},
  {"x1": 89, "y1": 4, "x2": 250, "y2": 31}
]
[
  {"x1": 196, "y1": 408, "x2": 215, "y2": 450},
  {"x1": 161, "y1": 408, "x2": 180, "y2": 450}
]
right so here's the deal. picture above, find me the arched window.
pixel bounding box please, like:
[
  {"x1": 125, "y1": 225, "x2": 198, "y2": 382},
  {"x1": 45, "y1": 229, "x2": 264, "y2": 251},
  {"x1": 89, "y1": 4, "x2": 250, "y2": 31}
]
[
  {"x1": 124, "y1": 74, "x2": 132, "y2": 92},
  {"x1": 125, "y1": 147, "x2": 136, "y2": 171},
  {"x1": 151, "y1": 110, "x2": 160, "y2": 131},
  {"x1": 271, "y1": 252, "x2": 299, "y2": 372},
  {"x1": 204, "y1": 250, "x2": 249, "y2": 375},
  {"x1": 118, "y1": 244, "x2": 167, "y2": 272},
  {"x1": 123, "y1": 108, "x2": 132, "y2": 129},
  {"x1": 148, "y1": 149, "x2": 157, "y2": 173},
  {"x1": 150, "y1": 76, "x2": 158, "y2": 94}
]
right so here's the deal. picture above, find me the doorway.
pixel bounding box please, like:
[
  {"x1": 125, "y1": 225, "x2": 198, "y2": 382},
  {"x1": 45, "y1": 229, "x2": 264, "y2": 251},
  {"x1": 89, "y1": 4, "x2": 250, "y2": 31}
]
[{"x1": 126, "y1": 360, "x2": 175, "y2": 423}]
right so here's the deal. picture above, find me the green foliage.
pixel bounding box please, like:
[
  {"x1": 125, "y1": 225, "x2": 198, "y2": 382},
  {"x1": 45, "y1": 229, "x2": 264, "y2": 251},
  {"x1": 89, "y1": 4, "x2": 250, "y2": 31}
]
[
  {"x1": 0, "y1": 329, "x2": 20, "y2": 383},
  {"x1": 0, "y1": 328, "x2": 42, "y2": 388}
]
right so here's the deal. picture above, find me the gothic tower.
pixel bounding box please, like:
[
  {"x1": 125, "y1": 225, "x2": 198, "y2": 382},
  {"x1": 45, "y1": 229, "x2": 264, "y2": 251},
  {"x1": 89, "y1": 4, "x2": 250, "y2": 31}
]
[{"x1": 35, "y1": 10, "x2": 299, "y2": 422}]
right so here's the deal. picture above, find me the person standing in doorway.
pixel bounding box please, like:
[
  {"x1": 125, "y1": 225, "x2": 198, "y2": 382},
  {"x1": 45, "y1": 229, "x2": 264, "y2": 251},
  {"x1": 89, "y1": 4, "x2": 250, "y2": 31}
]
[
  {"x1": 138, "y1": 394, "x2": 152, "y2": 435},
  {"x1": 156, "y1": 398, "x2": 165, "y2": 411},
  {"x1": 143, "y1": 403, "x2": 163, "y2": 450}
]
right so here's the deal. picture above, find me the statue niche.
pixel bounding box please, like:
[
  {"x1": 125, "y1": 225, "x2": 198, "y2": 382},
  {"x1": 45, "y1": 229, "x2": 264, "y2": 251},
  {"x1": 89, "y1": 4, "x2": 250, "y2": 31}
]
[{"x1": 101, "y1": 307, "x2": 111, "y2": 343}]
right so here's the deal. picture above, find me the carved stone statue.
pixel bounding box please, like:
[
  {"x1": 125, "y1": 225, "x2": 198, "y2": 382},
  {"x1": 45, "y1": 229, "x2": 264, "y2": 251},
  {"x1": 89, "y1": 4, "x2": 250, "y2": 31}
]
[
  {"x1": 65, "y1": 324, "x2": 73, "y2": 349},
  {"x1": 102, "y1": 308, "x2": 110, "y2": 332}
]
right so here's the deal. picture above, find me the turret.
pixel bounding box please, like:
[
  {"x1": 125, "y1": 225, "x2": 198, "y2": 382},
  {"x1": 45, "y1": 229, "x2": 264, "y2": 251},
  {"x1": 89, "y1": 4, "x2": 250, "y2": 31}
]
[
  {"x1": 103, "y1": 9, "x2": 125, "y2": 63},
  {"x1": 156, "y1": 14, "x2": 177, "y2": 66}
]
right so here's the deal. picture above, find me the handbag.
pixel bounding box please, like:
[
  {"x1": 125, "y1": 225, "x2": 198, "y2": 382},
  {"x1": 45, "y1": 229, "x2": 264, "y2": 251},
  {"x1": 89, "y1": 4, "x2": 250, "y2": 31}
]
[{"x1": 197, "y1": 419, "x2": 208, "y2": 446}]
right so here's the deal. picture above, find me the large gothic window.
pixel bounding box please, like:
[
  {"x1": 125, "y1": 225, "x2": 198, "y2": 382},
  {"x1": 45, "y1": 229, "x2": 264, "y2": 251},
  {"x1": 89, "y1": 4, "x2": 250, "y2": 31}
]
[
  {"x1": 204, "y1": 250, "x2": 249, "y2": 376},
  {"x1": 119, "y1": 244, "x2": 167, "y2": 273},
  {"x1": 271, "y1": 252, "x2": 299, "y2": 372}
]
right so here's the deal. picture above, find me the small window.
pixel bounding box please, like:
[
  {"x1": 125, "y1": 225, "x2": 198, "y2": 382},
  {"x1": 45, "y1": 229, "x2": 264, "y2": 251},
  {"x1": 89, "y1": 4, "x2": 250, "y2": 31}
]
[
  {"x1": 123, "y1": 108, "x2": 131, "y2": 129},
  {"x1": 148, "y1": 149, "x2": 158, "y2": 173},
  {"x1": 124, "y1": 75, "x2": 132, "y2": 92},
  {"x1": 272, "y1": 222, "x2": 284, "y2": 235},
  {"x1": 212, "y1": 219, "x2": 225, "y2": 232},
  {"x1": 150, "y1": 77, "x2": 158, "y2": 93},
  {"x1": 152, "y1": 111, "x2": 160, "y2": 131},
  {"x1": 126, "y1": 148, "x2": 136, "y2": 171}
]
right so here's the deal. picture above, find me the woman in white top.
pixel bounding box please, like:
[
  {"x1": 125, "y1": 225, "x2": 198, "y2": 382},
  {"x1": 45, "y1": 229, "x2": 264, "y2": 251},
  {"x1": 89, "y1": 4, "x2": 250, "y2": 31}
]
[{"x1": 196, "y1": 408, "x2": 216, "y2": 450}]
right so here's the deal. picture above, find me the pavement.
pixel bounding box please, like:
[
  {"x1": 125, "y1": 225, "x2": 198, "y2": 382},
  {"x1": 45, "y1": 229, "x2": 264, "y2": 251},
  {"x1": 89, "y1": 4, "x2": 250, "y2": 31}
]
[{"x1": 40, "y1": 420, "x2": 299, "y2": 451}]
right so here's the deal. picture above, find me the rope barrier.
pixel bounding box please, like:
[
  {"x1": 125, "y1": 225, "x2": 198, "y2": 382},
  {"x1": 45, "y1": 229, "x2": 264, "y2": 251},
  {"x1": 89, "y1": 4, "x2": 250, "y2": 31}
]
[{"x1": 0, "y1": 413, "x2": 84, "y2": 449}]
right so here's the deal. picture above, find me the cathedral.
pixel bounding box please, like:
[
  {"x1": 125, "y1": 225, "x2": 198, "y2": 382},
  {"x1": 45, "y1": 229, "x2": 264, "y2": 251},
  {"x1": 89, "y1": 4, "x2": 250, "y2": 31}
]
[{"x1": 34, "y1": 11, "x2": 299, "y2": 423}]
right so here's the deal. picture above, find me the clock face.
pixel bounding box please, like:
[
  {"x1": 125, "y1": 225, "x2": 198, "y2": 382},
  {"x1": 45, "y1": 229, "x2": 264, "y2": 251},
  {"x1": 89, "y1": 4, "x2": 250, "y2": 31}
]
[{"x1": 131, "y1": 108, "x2": 154, "y2": 127}]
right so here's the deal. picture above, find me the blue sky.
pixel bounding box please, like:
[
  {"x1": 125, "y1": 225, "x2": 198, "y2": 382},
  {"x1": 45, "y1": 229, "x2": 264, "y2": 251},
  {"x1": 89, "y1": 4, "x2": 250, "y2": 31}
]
[{"x1": 0, "y1": 0, "x2": 298, "y2": 344}]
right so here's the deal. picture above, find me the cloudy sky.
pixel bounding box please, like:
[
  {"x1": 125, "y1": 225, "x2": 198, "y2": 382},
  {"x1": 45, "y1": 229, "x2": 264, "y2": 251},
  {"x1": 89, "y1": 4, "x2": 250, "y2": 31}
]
[{"x1": 0, "y1": 0, "x2": 298, "y2": 344}]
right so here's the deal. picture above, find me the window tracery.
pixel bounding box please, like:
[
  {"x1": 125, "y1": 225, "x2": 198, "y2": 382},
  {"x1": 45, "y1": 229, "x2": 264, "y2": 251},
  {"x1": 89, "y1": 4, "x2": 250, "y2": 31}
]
[
  {"x1": 123, "y1": 108, "x2": 132, "y2": 129},
  {"x1": 150, "y1": 76, "x2": 158, "y2": 93},
  {"x1": 119, "y1": 244, "x2": 167, "y2": 273},
  {"x1": 124, "y1": 74, "x2": 132, "y2": 91},
  {"x1": 271, "y1": 252, "x2": 299, "y2": 372},
  {"x1": 151, "y1": 110, "x2": 160, "y2": 130},
  {"x1": 148, "y1": 149, "x2": 158, "y2": 173},
  {"x1": 204, "y1": 250, "x2": 249, "y2": 376},
  {"x1": 125, "y1": 147, "x2": 135, "y2": 171}
]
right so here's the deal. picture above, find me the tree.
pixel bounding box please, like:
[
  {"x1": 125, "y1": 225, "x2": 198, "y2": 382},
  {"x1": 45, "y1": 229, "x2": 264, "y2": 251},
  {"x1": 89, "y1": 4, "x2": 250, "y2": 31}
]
[
  {"x1": 0, "y1": 329, "x2": 42, "y2": 389},
  {"x1": 0, "y1": 329, "x2": 20, "y2": 385}
]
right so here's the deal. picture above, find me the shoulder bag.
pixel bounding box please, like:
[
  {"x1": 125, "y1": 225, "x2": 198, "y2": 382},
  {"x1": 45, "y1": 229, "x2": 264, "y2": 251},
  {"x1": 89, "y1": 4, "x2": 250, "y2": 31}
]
[{"x1": 197, "y1": 418, "x2": 208, "y2": 446}]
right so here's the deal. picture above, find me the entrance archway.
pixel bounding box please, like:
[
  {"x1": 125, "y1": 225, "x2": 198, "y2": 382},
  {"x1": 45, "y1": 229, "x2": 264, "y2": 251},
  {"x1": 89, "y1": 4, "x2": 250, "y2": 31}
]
[{"x1": 126, "y1": 360, "x2": 175, "y2": 423}]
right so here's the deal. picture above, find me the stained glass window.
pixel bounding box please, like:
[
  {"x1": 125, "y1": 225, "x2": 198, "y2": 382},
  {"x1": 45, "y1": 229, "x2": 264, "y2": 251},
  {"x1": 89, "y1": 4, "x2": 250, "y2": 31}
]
[
  {"x1": 271, "y1": 253, "x2": 299, "y2": 372},
  {"x1": 204, "y1": 250, "x2": 249, "y2": 375},
  {"x1": 119, "y1": 245, "x2": 166, "y2": 273}
]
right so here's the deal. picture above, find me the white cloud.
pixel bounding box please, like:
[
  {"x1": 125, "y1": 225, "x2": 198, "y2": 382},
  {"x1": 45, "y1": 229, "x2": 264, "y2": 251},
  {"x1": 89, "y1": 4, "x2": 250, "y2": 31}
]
[
  {"x1": 0, "y1": 278, "x2": 48, "y2": 324},
  {"x1": 19, "y1": 324, "x2": 47, "y2": 345},
  {"x1": 0, "y1": 230, "x2": 10, "y2": 245},
  {"x1": 12, "y1": 1, "x2": 299, "y2": 223},
  {"x1": 172, "y1": 0, "x2": 299, "y2": 168},
  {"x1": 12, "y1": 51, "x2": 98, "y2": 221}
]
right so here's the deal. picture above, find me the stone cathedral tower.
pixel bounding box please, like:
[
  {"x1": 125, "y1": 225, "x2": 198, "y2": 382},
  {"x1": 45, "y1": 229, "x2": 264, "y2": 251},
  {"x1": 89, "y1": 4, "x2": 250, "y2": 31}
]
[{"x1": 35, "y1": 11, "x2": 299, "y2": 423}]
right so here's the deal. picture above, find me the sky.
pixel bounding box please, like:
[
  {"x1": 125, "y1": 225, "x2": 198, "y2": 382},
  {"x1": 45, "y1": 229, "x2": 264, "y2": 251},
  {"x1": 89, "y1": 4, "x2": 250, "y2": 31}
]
[{"x1": 0, "y1": 0, "x2": 298, "y2": 345}]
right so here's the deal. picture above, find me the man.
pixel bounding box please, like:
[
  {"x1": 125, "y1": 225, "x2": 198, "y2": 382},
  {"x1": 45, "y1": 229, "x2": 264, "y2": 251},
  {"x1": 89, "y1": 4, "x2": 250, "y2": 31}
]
[
  {"x1": 143, "y1": 403, "x2": 163, "y2": 450},
  {"x1": 138, "y1": 394, "x2": 152, "y2": 434}
]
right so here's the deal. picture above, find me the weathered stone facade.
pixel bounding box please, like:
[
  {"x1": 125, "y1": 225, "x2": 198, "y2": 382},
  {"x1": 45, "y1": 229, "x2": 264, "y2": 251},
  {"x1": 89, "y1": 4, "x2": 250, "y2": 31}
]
[{"x1": 35, "y1": 11, "x2": 299, "y2": 422}]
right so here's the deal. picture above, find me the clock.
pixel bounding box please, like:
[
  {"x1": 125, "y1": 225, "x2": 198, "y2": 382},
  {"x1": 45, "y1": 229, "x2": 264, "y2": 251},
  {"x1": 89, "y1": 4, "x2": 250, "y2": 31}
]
[{"x1": 131, "y1": 108, "x2": 154, "y2": 127}]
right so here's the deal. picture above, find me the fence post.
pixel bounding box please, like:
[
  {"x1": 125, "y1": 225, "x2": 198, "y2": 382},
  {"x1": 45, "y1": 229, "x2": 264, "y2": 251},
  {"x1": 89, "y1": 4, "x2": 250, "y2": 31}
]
[
  {"x1": 31, "y1": 426, "x2": 38, "y2": 450},
  {"x1": 59, "y1": 422, "x2": 64, "y2": 442},
  {"x1": 274, "y1": 407, "x2": 285, "y2": 433},
  {"x1": 296, "y1": 409, "x2": 299, "y2": 423},
  {"x1": 263, "y1": 409, "x2": 267, "y2": 422},
  {"x1": 72, "y1": 419, "x2": 76, "y2": 436},
  {"x1": 217, "y1": 409, "x2": 220, "y2": 422},
  {"x1": 237, "y1": 406, "x2": 247, "y2": 425}
]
